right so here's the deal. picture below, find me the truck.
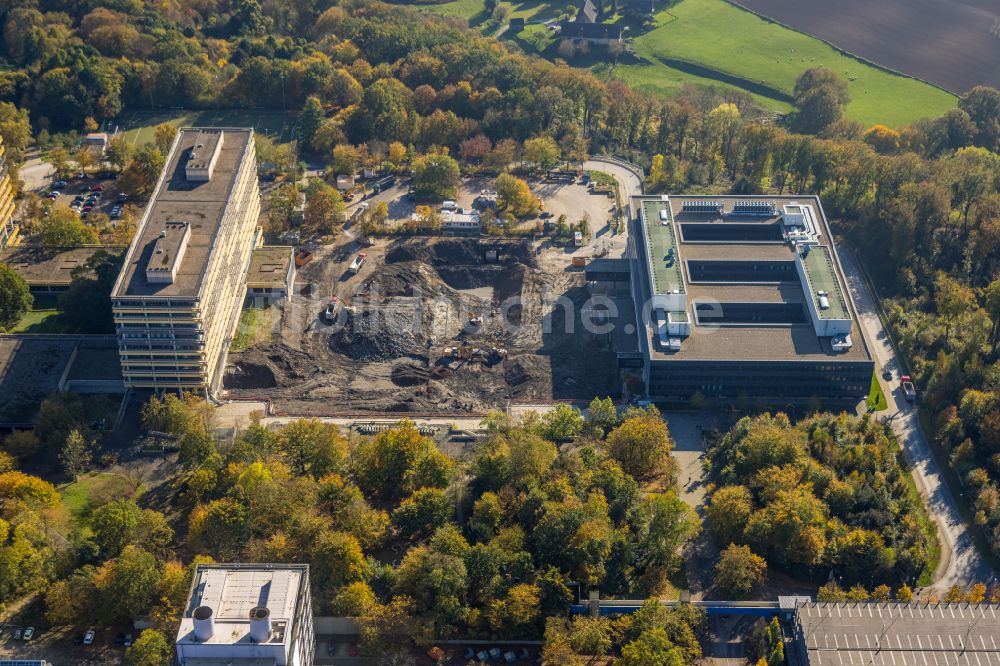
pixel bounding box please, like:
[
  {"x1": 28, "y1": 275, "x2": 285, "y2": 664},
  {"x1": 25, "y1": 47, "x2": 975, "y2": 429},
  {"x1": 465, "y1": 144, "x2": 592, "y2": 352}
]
[
  {"x1": 574, "y1": 231, "x2": 584, "y2": 247},
  {"x1": 347, "y1": 252, "x2": 367, "y2": 273},
  {"x1": 372, "y1": 175, "x2": 395, "y2": 193},
  {"x1": 901, "y1": 375, "x2": 916, "y2": 402}
]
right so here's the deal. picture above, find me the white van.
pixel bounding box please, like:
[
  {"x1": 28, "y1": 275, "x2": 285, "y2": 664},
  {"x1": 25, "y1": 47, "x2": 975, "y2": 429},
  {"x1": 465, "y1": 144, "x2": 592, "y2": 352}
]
[
  {"x1": 442, "y1": 200, "x2": 458, "y2": 211},
  {"x1": 659, "y1": 209, "x2": 669, "y2": 222}
]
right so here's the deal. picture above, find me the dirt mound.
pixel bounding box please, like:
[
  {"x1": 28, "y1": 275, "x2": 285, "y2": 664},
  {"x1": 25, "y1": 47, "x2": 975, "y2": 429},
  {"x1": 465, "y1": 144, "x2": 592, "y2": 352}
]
[
  {"x1": 386, "y1": 238, "x2": 536, "y2": 269},
  {"x1": 224, "y1": 362, "x2": 277, "y2": 389},
  {"x1": 329, "y1": 308, "x2": 426, "y2": 361},
  {"x1": 364, "y1": 263, "x2": 443, "y2": 298}
]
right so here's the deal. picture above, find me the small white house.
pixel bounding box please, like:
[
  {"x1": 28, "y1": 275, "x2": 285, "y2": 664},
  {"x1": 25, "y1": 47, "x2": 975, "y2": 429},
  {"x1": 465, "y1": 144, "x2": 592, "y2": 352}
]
[
  {"x1": 442, "y1": 210, "x2": 481, "y2": 232},
  {"x1": 82, "y1": 132, "x2": 109, "y2": 155}
]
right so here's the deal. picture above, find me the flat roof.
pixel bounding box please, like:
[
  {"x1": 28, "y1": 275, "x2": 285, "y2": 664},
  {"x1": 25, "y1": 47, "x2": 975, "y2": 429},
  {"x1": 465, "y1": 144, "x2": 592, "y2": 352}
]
[
  {"x1": 178, "y1": 564, "x2": 307, "y2": 648},
  {"x1": 0, "y1": 338, "x2": 77, "y2": 424},
  {"x1": 633, "y1": 194, "x2": 871, "y2": 363},
  {"x1": 793, "y1": 602, "x2": 1000, "y2": 666},
  {"x1": 246, "y1": 246, "x2": 293, "y2": 288},
  {"x1": 641, "y1": 198, "x2": 684, "y2": 295},
  {"x1": 113, "y1": 128, "x2": 253, "y2": 299},
  {"x1": 800, "y1": 245, "x2": 848, "y2": 319},
  {"x1": 0, "y1": 246, "x2": 125, "y2": 286}
]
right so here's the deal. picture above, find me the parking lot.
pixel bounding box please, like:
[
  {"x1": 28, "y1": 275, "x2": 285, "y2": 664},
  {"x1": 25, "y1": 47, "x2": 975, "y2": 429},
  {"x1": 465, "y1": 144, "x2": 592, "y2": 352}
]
[
  {"x1": 346, "y1": 175, "x2": 620, "y2": 236},
  {"x1": 44, "y1": 172, "x2": 128, "y2": 222},
  {"x1": 0, "y1": 623, "x2": 134, "y2": 665}
]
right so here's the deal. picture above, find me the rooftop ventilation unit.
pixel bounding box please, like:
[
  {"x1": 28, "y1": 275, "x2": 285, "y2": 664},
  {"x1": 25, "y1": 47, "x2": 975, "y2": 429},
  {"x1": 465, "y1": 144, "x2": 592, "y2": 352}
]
[
  {"x1": 830, "y1": 334, "x2": 853, "y2": 352},
  {"x1": 730, "y1": 200, "x2": 776, "y2": 217},
  {"x1": 681, "y1": 200, "x2": 724, "y2": 214},
  {"x1": 248, "y1": 606, "x2": 271, "y2": 643},
  {"x1": 192, "y1": 605, "x2": 214, "y2": 641}
]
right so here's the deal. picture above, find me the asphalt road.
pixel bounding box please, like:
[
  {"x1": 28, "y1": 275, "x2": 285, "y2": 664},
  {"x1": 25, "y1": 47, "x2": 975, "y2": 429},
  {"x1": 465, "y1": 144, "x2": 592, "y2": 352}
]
[{"x1": 839, "y1": 247, "x2": 996, "y2": 590}]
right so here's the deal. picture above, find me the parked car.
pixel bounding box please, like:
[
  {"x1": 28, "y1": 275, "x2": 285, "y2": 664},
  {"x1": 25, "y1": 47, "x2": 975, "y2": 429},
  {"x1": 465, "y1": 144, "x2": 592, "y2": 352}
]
[
  {"x1": 117, "y1": 193, "x2": 128, "y2": 203},
  {"x1": 83, "y1": 629, "x2": 96, "y2": 645},
  {"x1": 347, "y1": 252, "x2": 367, "y2": 274},
  {"x1": 124, "y1": 634, "x2": 133, "y2": 647},
  {"x1": 46, "y1": 191, "x2": 59, "y2": 199},
  {"x1": 53, "y1": 179, "x2": 68, "y2": 188},
  {"x1": 14, "y1": 628, "x2": 22, "y2": 640},
  {"x1": 23, "y1": 627, "x2": 35, "y2": 640},
  {"x1": 72, "y1": 634, "x2": 84, "y2": 645},
  {"x1": 115, "y1": 632, "x2": 126, "y2": 646},
  {"x1": 322, "y1": 297, "x2": 340, "y2": 324},
  {"x1": 348, "y1": 643, "x2": 359, "y2": 657},
  {"x1": 91, "y1": 184, "x2": 104, "y2": 192}
]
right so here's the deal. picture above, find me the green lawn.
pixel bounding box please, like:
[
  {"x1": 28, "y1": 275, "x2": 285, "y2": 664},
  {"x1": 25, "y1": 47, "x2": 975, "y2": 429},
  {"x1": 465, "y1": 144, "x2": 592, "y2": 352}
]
[
  {"x1": 627, "y1": 0, "x2": 955, "y2": 128},
  {"x1": 867, "y1": 372, "x2": 888, "y2": 411},
  {"x1": 230, "y1": 307, "x2": 276, "y2": 352},
  {"x1": 11, "y1": 308, "x2": 65, "y2": 333},
  {"x1": 11, "y1": 296, "x2": 68, "y2": 333},
  {"x1": 118, "y1": 109, "x2": 296, "y2": 146},
  {"x1": 426, "y1": 0, "x2": 567, "y2": 21},
  {"x1": 427, "y1": 0, "x2": 956, "y2": 127},
  {"x1": 61, "y1": 472, "x2": 145, "y2": 533}
]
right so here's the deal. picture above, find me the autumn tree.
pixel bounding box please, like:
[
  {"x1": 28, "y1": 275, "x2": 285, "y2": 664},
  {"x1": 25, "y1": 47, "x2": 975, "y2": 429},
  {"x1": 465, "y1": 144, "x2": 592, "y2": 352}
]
[
  {"x1": 793, "y1": 67, "x2": 850, "y2": 134},
  {"x1": 126, "y1": 629, "x2": 172, "y2": 666},
  {"x1": 412, "y1": 150, "x2": 460, "y2": 199},
  {"x1": 522, "y1": 136, "x2": 560, "y2": 171},
  {"x1": 303, "y1": 180, "x2": 346, "y2": 233},
  {"x1": 37, "y1": 207, "x2": 99, "y2": 245},
  {"x1": 714, "y1": 544, "x2": 767, "y2": 598},
  {"x1": 0, "y1": 263, "x2": 32, "y2": 330},
  {"x1": 153, "y1": 123, "x2": 177, "y2": 155},
  {"x1": 496, "y1": 173, "x2": 537, "y2": 217},
  {"x1": 605, "y1": 414, "x2": 676, "y2": 480}
]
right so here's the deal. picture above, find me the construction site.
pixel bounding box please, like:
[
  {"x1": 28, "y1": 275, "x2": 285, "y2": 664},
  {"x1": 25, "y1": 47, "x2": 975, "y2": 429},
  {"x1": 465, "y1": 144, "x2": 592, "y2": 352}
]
[{"x1": 222, "y1": 236, "x2": 622, "y2": 415}]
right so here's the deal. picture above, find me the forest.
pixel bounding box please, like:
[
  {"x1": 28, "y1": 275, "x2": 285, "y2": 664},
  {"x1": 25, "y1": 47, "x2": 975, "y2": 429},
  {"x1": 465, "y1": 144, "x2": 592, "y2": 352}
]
[{"x1": 1, "y1": 394, "x2": 707, "y2": 663}]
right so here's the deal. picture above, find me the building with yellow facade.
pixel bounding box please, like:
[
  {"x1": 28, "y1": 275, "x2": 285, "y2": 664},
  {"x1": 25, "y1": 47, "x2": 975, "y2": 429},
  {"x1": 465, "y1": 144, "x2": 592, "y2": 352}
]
[{"x1": 0, "y1": 135, "x2": 17, "y2": 248}]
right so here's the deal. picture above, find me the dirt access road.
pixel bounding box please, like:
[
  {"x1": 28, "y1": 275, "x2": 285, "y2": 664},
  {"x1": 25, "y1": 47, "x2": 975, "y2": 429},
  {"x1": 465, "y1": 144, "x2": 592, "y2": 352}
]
[
  {"x1": 735, "y1": 0, "x2": 1000, "y2": 94},
  {"x1": 840, "y1": 247, "x2": 996, "y2": 590}
]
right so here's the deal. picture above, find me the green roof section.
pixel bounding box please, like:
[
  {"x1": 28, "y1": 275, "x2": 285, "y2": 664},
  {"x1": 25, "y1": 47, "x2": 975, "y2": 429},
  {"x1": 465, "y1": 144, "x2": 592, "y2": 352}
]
[
  {"x1": 800, "y1": 245, "x2": 848, "y2": 320},
  {"x1": 642, "y1": 199, "x2": 684, "y2": 296}
]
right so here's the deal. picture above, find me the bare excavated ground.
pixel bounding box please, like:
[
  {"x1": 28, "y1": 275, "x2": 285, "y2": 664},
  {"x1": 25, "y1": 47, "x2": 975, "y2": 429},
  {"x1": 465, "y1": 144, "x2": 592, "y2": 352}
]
[
  {"x1": 222, "y1": 237, "x2": 619, "y2": 414},
  {"x1": 737, "y1": 0, "x2": 1000, "y2": 93}
]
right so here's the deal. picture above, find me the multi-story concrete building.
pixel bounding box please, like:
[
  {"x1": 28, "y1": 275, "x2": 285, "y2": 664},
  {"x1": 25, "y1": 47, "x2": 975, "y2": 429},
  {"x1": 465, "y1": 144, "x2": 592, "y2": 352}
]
[
  {"x1": 175, "y1": 563, "x2": 314, "y2": 666},
  {"x1": 0, "y1": 135, "x2": 18, "y2": 248},
  {"x1": 620, "y1": 194, "x2": 873, "y2": 404},
  {"x1": 111, "y1": 128, "x2": 261, "y2": 392}
]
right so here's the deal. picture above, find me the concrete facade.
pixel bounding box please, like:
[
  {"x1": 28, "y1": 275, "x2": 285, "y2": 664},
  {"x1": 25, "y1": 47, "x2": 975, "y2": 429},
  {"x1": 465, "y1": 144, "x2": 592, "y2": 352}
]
[
  {"x1": 624, "y1": 194, "x2": 874, "y2": 404},
  {"x1": 111, "y1": 127, "x2": 261, "y2": 392}
]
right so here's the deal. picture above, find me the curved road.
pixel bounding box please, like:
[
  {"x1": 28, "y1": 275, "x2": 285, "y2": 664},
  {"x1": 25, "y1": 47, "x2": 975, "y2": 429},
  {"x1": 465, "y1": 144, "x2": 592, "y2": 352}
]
[
  {"x1": 583, "y1": 157, "x2": 643, "y2": 199},
  {"x1": 840, "y1": 247, "x2": 995, "y2": 590}
]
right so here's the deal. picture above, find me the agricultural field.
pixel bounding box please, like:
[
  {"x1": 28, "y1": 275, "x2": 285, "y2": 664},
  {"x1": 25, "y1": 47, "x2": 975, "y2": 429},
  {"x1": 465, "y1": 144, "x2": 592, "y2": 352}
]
[
  {"x1": 423, "y1": 0, "x2": 958, "y2": 128},
  {"x1": 116, "y1": 109, "x2": 296, "y2": 146},
  {"x1": 626, "y1": 0, "x2": 957, "y2": 128},
  {"x1": 736, "y1": 0, "x2": 1000, "y2": 95}
]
